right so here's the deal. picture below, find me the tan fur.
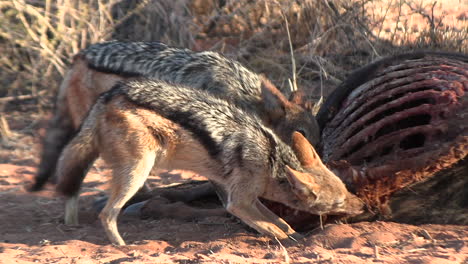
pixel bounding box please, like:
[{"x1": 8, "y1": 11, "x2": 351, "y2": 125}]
[
  {"x1": 58, "y1": 94, "x2": 363, "y2": 245},
  {"x1": 32, "y1": 42, "x2": 321, "y2": 192},
  {"x1": 34, "y1": 56, "x2": 318, "y2": 189},
  {"x1": 66, "y1": 56, "x2": 125, "y2": 128}
]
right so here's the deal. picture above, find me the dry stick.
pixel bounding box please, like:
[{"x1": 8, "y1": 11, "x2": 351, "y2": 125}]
[
  {"x1": 312, "y1": 57, "x2": 325, "y2": 115},
  {"x1": 0, "y1": 90, "x2": 47, "y2": 103},
  {"x1": 274, "y1": 237, "x2": 291, "y2": 264},
  {"x1": 420, "y1": 229, "x2": 433, "y2": 240},
  {"x1": 377, "y1": 0, "x2": 394, "y2": 39},
  {"x1": 353, "y1": 27, "x2": 381, "y2": 57},
  {"x1": 390, "y1": 0, "x2": 403, "y2": 44},
  {"x1": 319, "y1": 214, "x2": 324, "y2": 230},
  {"x1": 281, "y1": 12, "x2": 298, "y2": 94},
  {"x1": 12, "y1": 1, "x2": 66, "y2": 74},
  {"x1": 0, "y1": 115, "x2": 12, "y2": 141},
  {"x1": 374, "y1": 245, "x2": 380, "y2": 259}
]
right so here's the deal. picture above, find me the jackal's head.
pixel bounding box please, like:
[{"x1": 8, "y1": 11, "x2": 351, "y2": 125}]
[
  {"x1": 260, "y1": 77, "x2": 320, "y2": 146},
  {"x1": 285, "y1": 132, "x2": 364, "y2": 216}
]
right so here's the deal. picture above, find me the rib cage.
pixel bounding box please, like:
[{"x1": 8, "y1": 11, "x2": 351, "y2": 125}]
[
  {"x1": 318, "y1": 52, "x2": 468, "y2": 209},
  {"x1": 322, "y1": 56, "x2": 467, "y2": 166}
]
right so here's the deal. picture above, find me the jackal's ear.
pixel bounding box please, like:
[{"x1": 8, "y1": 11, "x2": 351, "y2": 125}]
[
  {"x1": 285, "y1": 165, "x2": 320, "y2": 197},
  {"x1": 260, "y1": 76, "x2": 289, "y2": 120},
  {"x1": 291, "y1": 131, "x2": 324, "y2": 168},
  {"x1": 288, "y1": 90, "x2": 317, "y2": 114}
]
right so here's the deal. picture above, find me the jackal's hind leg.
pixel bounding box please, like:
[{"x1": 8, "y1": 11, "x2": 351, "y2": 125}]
[
  {"x1": 99, "y1": 151, "x2": 156, "y2": 245},
  {"x1": 64, "y1": 194, "x2": 79, "y2": 225}
]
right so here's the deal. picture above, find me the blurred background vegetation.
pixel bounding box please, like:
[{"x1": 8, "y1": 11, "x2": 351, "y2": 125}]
[{"x1": 0, "y1": 0, "x2": 466, "y2": 111}]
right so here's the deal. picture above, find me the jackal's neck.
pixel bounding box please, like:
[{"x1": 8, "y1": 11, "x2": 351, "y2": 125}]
[
  {"x1": 260, "y1": 131, "x2": 309, "y2": 208},
  {"x1": 267, "y1": 131, "x2": 304, "y2": 179}
]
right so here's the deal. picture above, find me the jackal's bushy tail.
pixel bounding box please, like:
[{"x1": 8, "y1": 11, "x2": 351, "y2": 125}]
[
  {"x1": 31, "y1": 70, "x2": 77, "y2": 192},
  {"x1": 31, "y1": 113, "x2": 75, "y2": 191},
  {"x1": 55, "y1": 101, "x2": 102, "y2": 197}
]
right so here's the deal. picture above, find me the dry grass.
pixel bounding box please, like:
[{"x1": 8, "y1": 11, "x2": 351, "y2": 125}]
[
  {"x1": 188, "y1": 0, "x2": 378, "y2": 98},
  {"x1": 1, "y1": 0, "x2": 115, "y2": 99},
  {"x1": 191, "y1": 0, "x2": 466, "y2": 98},
  {"x1": 367, "y1": 0, "x2": 467, "y2": 51},
  {"x1": 0, "y1": 0, "x2": 194, "y2": 101},
  {"x1": 0, "y1": 0, "x2": 466, "y2": 108}
]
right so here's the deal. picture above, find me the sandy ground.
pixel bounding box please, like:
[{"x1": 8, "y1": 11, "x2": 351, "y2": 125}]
[
  {"x1": 1, "y1": 111, "x2": 467, "y2": 264},
  {"x1": 0, "y1": 0, "x2": 467, "y2": 262}
]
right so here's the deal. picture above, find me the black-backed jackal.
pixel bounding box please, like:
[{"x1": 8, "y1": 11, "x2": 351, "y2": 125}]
[
  {"x1": 56, "y1": 79, "x2": 363, "y2": 245},
  {"x1": 32, "y1": 41, "x2": 320, "y2": 191}
]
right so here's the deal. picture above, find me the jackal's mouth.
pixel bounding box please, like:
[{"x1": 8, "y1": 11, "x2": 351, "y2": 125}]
[{"x1": 258, "y1": 198, "x2": 354, "y2": 231}]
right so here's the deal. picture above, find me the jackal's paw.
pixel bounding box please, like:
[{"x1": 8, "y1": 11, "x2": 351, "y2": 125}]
[{"x1": 279, "y1": 232, "x2": 304, "y2": 247}]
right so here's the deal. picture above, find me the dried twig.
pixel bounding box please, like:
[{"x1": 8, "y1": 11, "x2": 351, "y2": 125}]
[
  {"x1": 281, "y1": 12, "x2": 298, "y2": 93},
  {"x1": 374, "y1": 245, "x2": 379, "y2": 259},
  {"x1": 0, "y1": 90, "x2": 47, "y2": 103},
  {"x1": 0, "y1": 115, "x2": 12, "y2": 141},
  {"x1": 274, "y1": 237, "x2": 291, "y2": 264},
  {"x1": 420, "y1": 229, "x2": 433, "y2": 240}
]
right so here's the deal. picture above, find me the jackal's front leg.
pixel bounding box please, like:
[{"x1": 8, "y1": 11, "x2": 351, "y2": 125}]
[
  {"x1": 226, "y1": 196, "x2": 299, "y2": 244},
  {"x1": 254, "y1": 200, "x2": 304, "y2": 242}
]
